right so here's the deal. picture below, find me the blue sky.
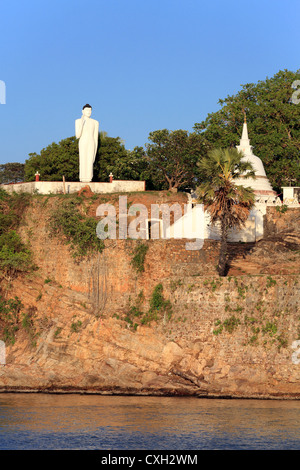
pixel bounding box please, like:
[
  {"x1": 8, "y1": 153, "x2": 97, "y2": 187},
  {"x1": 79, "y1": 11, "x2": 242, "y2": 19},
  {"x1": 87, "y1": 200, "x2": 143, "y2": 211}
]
[{"x1": 0, "y1": 0, "x2": 299, "y2": 165}]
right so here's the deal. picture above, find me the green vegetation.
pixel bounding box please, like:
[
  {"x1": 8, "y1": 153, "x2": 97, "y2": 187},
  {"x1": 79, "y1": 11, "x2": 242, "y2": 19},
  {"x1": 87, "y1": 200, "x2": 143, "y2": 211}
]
[
  {"x1": 234, "y1": 279, "x2": 249, "y2": 299},
  {"x1": 141, "y1": 283, "x2": 173, "y2": 326},
  {"x1": 196, "y1": 148, "x2": 255, "y2": 276},
  {"x1": 48, "y1": 199, "x2": 105, "y2": 258},
  {"x1": 170, "y1": 279, "x2": 183, "y2": 292},
  {"x1": 24, "y1": 133, "x2": 156, "y2": 189},
  {"x1": 123, "y1": 284, "x2": 172, "y2": 330},
  {"x1": 123, "y1": 291, "x2": 145, "y2": 330},
  {"x1": 262, "y1": 321, "x2": 278, "y2": 337},
  {"x1": 213, "y1": 316, "x2": 240, "y2": 335},
  {"x1": 194, "y1": 69, "x2": 300, "y2": 192},
  {"x1": 0, "y1": 163, "x2": 25, "y2": 184},
  {"x1": 131, "y1": 242, "x2": 149, "y2": 273},
  {"x1": 0, "y1": 189, "x2": 34, "y2": 279},
  {"x1": 0, "y1": 295, "x2": 37, "y2": 346},
  {"x1": 276, "y1": 204, "x2": 288, "y2": 215},
  {"x1": 54, "y1": 327, "x2": 62, "y2": 338},
  {"x1": 25, "y1": 136, "x2": 80, "y2": 182},
  {"x1": 223, "y1": 315, "x2": 241, "y2": 333},
  {"x1": 21, "y1": 306, "x2": 38, "y2": 346},
  {"x1": 95, "y1": 134, "x2": 152, "y2": 187},
  {"x1": 266, "y1": 276, "x2": 277, "y2": 288},
  {"x1": 213, "y1": 308, "x2": 289, "y2": 351},
  {"x1": 145, "y1": 129, "x2": 210, "y2": 192},
  {"x1": 210, "y1": 279, "x2": 223, "y2": 292},
  {"x1": 210, "y1": 277, "x2": 291, "y2": 351},
  {"x1": 70, "y1": 320, "x2": 82, "y2": 333},
  {"x1": 213, "y1": 319, "x2": 223, "y2": 336}
]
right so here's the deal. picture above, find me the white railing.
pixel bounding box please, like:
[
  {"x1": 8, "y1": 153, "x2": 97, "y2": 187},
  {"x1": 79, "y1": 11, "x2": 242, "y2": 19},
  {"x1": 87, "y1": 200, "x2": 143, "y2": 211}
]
[{"x1": 255, "y1": 196, "x2": 299, "y2": 207}]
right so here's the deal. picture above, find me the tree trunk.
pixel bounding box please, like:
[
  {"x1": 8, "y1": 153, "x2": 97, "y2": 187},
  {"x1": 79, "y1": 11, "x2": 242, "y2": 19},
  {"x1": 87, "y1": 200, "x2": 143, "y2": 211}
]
[{"x1": 218, "y1": 216, "x2": 228, "y2": 276}]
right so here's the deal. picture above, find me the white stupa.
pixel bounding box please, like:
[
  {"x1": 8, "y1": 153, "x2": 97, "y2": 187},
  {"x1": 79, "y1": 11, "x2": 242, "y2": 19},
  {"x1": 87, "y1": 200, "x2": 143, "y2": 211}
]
[{"x1": 235, "y1": 115, "x2": 276, "y2": 196}]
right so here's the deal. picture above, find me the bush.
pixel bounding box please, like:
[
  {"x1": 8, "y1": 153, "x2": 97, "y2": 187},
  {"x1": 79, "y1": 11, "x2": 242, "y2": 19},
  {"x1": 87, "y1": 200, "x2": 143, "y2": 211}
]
[
  {"x1": 131, "y1": 242, "x2": 149, "y2": 273},
  {"x1": 49, "y1": 199, "x2": 105, "y2": 258},
  {"x1": 141, "y1": 283, "x2": 172, "y2": 325},
  {"x1": 0, "y1": 295, "x2": 23, "y2": 345},
  {"x1": 0, "y1": 191, "x2": 33, "y2": 278}
]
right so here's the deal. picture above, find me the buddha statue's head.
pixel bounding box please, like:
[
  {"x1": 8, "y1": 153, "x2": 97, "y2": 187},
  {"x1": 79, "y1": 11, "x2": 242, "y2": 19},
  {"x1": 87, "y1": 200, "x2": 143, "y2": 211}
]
[{"x1": 82, "y1": 104, "x2": 92, "y2": 117}]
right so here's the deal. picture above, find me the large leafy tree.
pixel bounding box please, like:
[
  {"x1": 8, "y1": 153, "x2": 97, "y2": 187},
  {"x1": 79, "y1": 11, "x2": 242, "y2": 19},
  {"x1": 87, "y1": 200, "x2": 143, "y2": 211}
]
[
  {"x1": 0, "y1": 163, "x2": 25, "y2": 184},
  {"x1": 108, "y1": 145, "x2": 161, "y2": 190},
  {"x1": 145, "y1": 129, "x2": 212, "y2": 192},
  {"x1": 197, "y1": 148, "x2": 255, "y2": 277},
  {"x1": 93, "y1": 133, "x2": 147, "y2": 183},
  {"x1": 194, "y1": 69, "x2": 300, "y2": 192},
  {"x1": 25, "y1": 137, "x2": 79, "y2": 182}
]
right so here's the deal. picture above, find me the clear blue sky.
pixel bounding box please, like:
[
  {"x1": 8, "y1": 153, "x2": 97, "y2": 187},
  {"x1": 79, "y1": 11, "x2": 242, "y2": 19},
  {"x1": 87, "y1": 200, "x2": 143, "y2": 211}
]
[{"x1": 0, "y1": 0, "x2": 299, "y2": 164}]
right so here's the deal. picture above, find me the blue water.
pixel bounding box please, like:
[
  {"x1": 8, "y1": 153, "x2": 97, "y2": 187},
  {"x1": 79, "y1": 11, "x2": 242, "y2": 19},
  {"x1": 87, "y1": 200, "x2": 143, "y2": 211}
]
[{"x1": 0, "y1": 394, "x2": 299, "y2": 450}]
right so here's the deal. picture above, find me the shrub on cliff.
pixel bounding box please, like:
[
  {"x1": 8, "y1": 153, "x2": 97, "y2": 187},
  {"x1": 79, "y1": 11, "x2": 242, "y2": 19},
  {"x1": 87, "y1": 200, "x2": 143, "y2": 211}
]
[
  {"x1": 0, "y1": 190, "x2": 34, "y2": 279},
  {"x1": 0, "y1": 232, "x2": 33, "y2": 278},
  {"x1": 48, "y1": 199, "x2": 105, "y2": 258},
  {"x1": 0, "y1": 295, "x2": 37, "y2": 346}
]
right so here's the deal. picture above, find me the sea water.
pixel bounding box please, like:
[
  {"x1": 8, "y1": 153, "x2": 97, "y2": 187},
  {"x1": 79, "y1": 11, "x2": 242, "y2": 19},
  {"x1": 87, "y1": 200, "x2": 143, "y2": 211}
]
[{"x1": 0, "y1": 394, "x2": 299, "y2": 450}]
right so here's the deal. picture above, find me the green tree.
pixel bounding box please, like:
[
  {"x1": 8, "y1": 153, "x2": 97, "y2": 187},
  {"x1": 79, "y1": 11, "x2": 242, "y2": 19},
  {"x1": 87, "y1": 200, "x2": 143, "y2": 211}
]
[
  {"x1": 196, "y1": 148, "x2": 255, "y2": 277},
  {"x1": 145, "y1": 129, "x2": 211, "y2": 192},
  {"x1": 0, "y1": 163, "x2": 25, "y2": 184},
  {"x1": 125, "y1": 146, "x2": 155, "y2": 189},
  {"x1": 25, "y1": 137, "x2": 79, "y2": 182},
  {"x1": 94, "y1": 134, "x2": 160, "y2": 188},
  {"x1": 194, "y1": 69, "x2": 300, "y2": 192},
  {"x1": 94, "y1": 132, "x2": 132, "y2": 182},
  {"x1": 114, "y1": 146, "x2": 163, "y2": 190}
]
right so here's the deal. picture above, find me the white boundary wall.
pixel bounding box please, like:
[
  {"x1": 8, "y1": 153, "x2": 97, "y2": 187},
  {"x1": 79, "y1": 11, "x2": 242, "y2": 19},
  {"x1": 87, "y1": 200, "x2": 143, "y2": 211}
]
[{"x1": 1, "y1": 180, "x2": 145, "y2": 195}]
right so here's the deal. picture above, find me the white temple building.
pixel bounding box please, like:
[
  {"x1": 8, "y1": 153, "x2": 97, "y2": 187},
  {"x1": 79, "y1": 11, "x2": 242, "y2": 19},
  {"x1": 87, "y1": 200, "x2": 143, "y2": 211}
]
[
  {"x1": 165, "y1": 118, "x2": 282, "y2": 243},
  {"x1": 206, "y1": 117, "x2": 279, "y2": 242}
]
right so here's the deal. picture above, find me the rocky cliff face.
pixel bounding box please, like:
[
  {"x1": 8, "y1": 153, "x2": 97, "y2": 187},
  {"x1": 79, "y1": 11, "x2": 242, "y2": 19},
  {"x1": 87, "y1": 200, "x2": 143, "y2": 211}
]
[{"x1": 0, "y1": 194, "x2": 299, "y2": 398}]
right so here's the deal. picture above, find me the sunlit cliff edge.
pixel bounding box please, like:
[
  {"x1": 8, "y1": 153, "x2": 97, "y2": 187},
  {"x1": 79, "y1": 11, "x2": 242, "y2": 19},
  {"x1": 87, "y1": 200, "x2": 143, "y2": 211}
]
[{"x1": 0, "y1": 191, "x2": 299, "y2": 399}]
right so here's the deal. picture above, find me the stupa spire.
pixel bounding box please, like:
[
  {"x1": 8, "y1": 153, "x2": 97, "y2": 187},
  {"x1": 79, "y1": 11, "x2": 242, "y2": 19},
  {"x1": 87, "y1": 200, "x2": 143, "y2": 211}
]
[
  {"x1": 237, "y1": 110, "x2": 252, "y2": 155},
  {"x1": 235, "y1": 114, "x2": 275, "y2": 195}
]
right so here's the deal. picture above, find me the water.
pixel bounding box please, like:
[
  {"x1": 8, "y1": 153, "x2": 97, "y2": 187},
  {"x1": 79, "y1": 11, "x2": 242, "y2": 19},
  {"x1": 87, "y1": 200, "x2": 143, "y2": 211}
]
[{"x1": 0, "y1": 394, "x2": 299, "y2": 450}]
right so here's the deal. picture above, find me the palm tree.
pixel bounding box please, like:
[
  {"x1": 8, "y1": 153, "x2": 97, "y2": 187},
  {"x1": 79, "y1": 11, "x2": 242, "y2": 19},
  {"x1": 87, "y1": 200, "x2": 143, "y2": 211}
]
[{"x1": 196, "y1": 147, "x2": 256, "y2": 276}]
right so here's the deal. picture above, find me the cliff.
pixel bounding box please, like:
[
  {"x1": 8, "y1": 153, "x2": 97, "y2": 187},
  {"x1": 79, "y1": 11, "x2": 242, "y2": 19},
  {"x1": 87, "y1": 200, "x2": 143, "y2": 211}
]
[{"x1": 0, "y1": 192, "x2": 299, "y2": 398}]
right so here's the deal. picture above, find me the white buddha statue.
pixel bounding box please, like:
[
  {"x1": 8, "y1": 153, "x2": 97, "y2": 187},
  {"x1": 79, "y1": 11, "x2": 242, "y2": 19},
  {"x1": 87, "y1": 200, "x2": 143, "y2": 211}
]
[
  {"x1": 75, "y1": 104, "x2": 99, "y2": 183},
  {"x1": 235, "y1": 114, "x2": 275, "y2": 195}
]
